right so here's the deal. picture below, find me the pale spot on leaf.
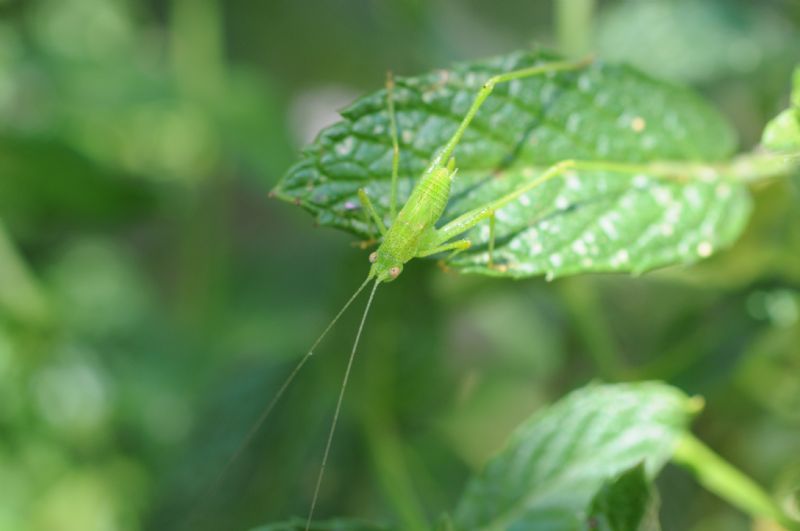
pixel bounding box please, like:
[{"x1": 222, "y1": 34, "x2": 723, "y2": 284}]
[{"x1": 697, "y1": 241, "x2": 713, "y2": 258}]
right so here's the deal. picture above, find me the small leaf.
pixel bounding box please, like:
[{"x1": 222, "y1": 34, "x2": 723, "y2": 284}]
[
  {"x1": 275, "y1": 50, "x2": 751, "y2": 279},
  {"x1": 587, "y1": 463, "x2": 660, "y2": 531},
  {"x1": 762, "y1": 66, "x2": 800, "y2": 153},
  {"x1": 251, "y1": 518, "x2": 392, "y2": 531},
  {"x1": 762, "y1": 109, "x2": 800, "y2": 151},
  {"x1": 453, "y1": 382, "x2": 695, "y2": 530}
]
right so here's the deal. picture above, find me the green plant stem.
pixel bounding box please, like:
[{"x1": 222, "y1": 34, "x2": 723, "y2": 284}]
[
  {"x1": 672, "y1": 433, "x2": 798, "y2": 530},
  {"x1": 555, "y1": 0, "x2": 595, "y2": 58}
]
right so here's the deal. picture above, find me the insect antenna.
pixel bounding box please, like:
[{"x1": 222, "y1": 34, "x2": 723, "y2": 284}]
[
  {"x1": 306, "y1": 278, "x2": 381, "y2": 530},
  {"x1": 182, "y1": 275, "x2": 374, "y2": 528}
]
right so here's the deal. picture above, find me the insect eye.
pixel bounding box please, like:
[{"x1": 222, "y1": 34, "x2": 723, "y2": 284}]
[
  {"x1": 369, "y1": 252, "x2": 378, "y2": 263},
  {"x1": 389, "y1": 267, "x2": 401, "y2": 278}
]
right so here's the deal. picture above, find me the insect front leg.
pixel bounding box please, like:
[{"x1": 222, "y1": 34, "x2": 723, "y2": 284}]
[
  {"x1": 353, "y1": 189, "x2": 387, "y2": 249},
  {"x1": 358, "y1": 189, "x2": 387, "y2": 235},
  {"x1": 429, "y1": 57, "x2": 592, "y2": 170}
]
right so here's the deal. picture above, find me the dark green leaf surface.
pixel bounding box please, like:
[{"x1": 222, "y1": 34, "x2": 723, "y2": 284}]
[
  {"x1": 587, "y1": 464, "x2": 660, "y2": 531},
  {"x1": 453, "y1": 382, "x2": 694, "y2": 530},
  {"x1": 275, "y1": 50, "x2": 751, "y2": 279}
]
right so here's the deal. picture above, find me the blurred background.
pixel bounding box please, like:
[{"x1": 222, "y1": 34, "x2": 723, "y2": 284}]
[{"x1": 1, "y1": 0, "x2": 799, "y2": 530}]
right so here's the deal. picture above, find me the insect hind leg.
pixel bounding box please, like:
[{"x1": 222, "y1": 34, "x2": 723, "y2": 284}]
[
  {"x1": 429, "y1": 57, "x2": 592, "y2": 171},
  {"x1": 426, "y1": 160, "x2": 577, "y2": 267}
]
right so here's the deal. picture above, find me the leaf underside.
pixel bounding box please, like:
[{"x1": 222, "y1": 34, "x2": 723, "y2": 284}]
[
  {"x1": 453, "y1": 382, "x2": 693, "y2": 530},
  {"x1": 588, "y1": 464, "x2": 661, "y2": 531},
  {"x1": 275, "y1": 50, "x2": 750, "y2": 279}
]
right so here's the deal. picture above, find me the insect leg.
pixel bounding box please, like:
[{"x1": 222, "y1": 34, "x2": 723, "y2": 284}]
[
  {"x1": 428, "y1": 57, "x2": 592, "y2": 170},
  {"x1": 431, "y1": 156, "x2": 707, "y2": 254},
  {"x1": 386, "y1": 72, "x2": 401, "y2": 220},
  {"x1": 358, "y1": 188, "x2": 387, "y2": 236},
  {"x1": 359, "y1": 200, "x2": 377, "y2": 245},
  {"x1": 431, "y1": 160, "x2": 576, "y2": 246}
]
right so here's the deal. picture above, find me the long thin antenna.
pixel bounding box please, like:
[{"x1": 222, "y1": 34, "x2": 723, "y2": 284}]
[
  {"x1": 186, "y1": 275, "x2": 374, "y2": 527},
  {"x1": 305, "y1": 279, "x2": 380, "y2": 530}
]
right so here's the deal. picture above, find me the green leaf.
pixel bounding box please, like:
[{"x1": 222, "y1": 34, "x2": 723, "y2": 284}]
[
  {"x1": 762, "y1": 109, "x2": 800, "y2": 152},
  {"x1": 275, "y1": 50, "x2": 751, "y2": 279},
  {"x1": 251, "y1": 518, "x2": 392, "y2": 531},
  {"x1": 587, "y1": 463, "x2": 660, "y2": 531},
  {"x1": 762, "y1": 66, "x2": 800, "y2": 153},
  {"x1": 453, "y1": 382, "x2": 696, "y2": 530}
]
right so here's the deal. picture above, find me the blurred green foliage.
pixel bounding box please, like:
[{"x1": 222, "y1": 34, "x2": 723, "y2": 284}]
[{"x1": 0, "y1": 1, "x2": 799, "y2": 530}]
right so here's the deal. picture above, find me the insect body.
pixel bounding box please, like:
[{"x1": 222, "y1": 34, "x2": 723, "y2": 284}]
[
  {"x1": 364, "y1": 60, "x2": 590, "y2": 284},
  {"x1": 260, "y1": 57, "x2": 593, "y2": 530},
  {"x1": 189, "y1": 44, "x2": 771, "y2": 528},
  {"x1": 366, "y1": 160, "x2": 456, "y2": 282}
]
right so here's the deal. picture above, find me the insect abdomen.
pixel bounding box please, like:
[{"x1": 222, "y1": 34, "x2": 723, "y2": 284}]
[
  {"x1": 379, "y1": 167, "x2": 453, "y2": 263},
  {"x1": 402, "y1": 167, "x2": 452, "y2": 228}
]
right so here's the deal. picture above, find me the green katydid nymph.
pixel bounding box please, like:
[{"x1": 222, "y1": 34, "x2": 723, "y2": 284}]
[
  {"x1": 365, "y1": 61, "x2": 591, "y2": 285},
  {"x1": 268, "y1": 57, "x2": 595, "y2": 529}
]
